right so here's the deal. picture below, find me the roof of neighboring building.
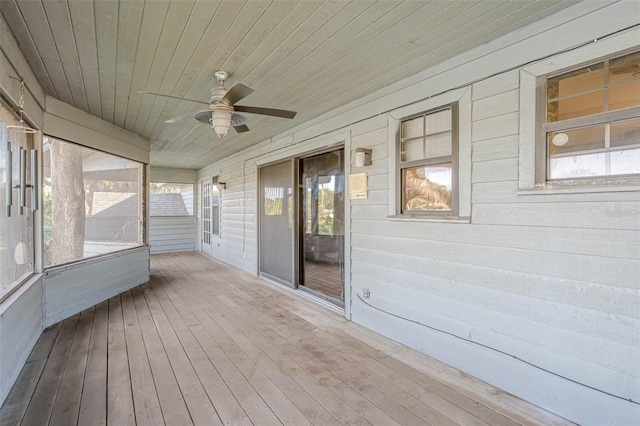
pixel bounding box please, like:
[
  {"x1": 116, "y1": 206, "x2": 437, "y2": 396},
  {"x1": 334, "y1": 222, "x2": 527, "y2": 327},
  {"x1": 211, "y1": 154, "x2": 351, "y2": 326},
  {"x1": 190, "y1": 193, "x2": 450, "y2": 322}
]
[
  {"x1": 91, "y1": 192, "x2": 137, "y2": 217},
  {"x1": 149, "y1": 193, "x2": 189, "y2": 216}
]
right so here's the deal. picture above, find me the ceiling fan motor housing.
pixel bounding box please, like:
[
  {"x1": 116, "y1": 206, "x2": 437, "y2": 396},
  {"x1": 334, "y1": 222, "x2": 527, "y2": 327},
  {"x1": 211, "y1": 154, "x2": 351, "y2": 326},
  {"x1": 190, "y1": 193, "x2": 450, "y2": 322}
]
[{"x1": 211, "y1": 86, "x2": 228, "y2": 105}]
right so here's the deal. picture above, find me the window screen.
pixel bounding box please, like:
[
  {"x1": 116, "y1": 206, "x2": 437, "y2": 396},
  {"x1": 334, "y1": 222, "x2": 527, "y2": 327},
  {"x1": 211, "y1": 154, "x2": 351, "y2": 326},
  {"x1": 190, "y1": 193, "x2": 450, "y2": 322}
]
[{"x1": 43, "y1": 136, "x2": 145, "y2": 267}]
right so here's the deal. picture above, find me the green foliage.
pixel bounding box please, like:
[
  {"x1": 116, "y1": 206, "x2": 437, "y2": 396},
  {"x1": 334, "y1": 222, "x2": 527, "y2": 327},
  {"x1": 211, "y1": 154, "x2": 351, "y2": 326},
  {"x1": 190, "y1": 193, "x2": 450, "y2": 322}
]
[
  {"x1": 318, "y1": 215, "x2": 333, "y2": 235},
  {"x1": 42, "y1": 185, "x2": 52, "y2": 244}
]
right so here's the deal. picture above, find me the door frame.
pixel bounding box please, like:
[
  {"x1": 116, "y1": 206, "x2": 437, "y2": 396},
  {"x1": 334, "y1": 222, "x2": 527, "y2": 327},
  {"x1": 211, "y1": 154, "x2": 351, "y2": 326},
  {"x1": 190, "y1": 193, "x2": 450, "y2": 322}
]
[
  {"x1": 200, "y1": 177, "x2": 213, "y2": 256},
  {"x1": 296, "y1": 147, "x2": 345, "y2": 308},
  {"x1": 255, "y1": 133, "x2": 352, "y2": 318}
]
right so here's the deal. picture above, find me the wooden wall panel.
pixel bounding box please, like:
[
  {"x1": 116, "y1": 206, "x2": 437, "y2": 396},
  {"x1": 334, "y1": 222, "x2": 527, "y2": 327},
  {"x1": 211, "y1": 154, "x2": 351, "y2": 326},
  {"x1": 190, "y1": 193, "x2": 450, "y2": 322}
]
[
  {"x1": 0, "y1": 278, "x2": 43, "y2": 405},
  {"x1": 0, "y1": 15, "x2": 44, "y2": 128},
  {"x1": 43, "y1": 96, "x2": 150, "y2": 164},
  {"x1": 149, "y1": 167, "x2": 197, "y2": 183},
  {"x1": 43, "y1": 247, "x2": 150, "y2": 327},
  {"x1": 149, "y1": 217, "x2": 196, "y2": 254}
]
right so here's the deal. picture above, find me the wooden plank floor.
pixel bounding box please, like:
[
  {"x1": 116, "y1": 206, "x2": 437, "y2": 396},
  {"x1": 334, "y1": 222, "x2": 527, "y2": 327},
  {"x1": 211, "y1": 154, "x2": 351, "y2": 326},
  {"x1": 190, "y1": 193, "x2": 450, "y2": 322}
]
[
  {"x1": 302, "y1": 260, "x2": 343, "y2": 301},
  {"x1": 1, "y1": 252, "x2": 574, "y2": 426}
]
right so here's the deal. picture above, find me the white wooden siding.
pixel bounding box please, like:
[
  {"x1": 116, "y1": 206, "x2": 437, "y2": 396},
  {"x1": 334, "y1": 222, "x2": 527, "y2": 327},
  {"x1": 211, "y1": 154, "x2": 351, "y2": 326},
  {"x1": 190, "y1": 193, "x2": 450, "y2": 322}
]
[
  {"x1": 149, "y1": 216, "x2": 195, "y2": 254},
  {"x1": 43, "y1": 247, "x2": 149, "y2": 327},
  {"x1": 181, "y1": 186, "x2": 194, "y2": 216},
  {"x1": 149, "y1": 166, "x2": 197, "y2": 183},
  {"x1": 0, "y1": 277, "x2": 43, "y2": 405},
  {"x1": 196, "y1": 3, "x2": 640, "y2": 424},
  {"x1": 43, "y1": 96, "x2": 149, "y2": 164}
]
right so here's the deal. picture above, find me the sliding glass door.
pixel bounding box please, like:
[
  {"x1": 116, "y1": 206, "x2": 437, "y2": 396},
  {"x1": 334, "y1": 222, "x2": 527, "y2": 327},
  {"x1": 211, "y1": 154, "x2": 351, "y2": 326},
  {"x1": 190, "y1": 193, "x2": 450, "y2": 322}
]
[
  {"x1": 258, "y1": 150, "x2": 344, "y2": 308},
  {"x1": 259, "y1": 160, "x2": 294, "y2": 287},
  {"x1": 298, "y1": 149, "x2": 344, "y2": 307}
]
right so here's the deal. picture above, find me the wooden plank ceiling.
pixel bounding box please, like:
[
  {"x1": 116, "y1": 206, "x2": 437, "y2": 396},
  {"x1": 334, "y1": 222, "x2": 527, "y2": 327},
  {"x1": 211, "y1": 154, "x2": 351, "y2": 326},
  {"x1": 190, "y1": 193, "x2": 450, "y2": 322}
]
[{"x1": 2, "y1": 0, "x2": 577, "y2": 169}]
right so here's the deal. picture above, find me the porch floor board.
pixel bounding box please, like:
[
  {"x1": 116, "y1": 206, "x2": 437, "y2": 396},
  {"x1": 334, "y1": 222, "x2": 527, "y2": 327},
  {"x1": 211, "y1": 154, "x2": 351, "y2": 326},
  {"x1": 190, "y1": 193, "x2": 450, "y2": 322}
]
[{"x1": 1, "y1": 252, "x2": 573, "y2": 425}]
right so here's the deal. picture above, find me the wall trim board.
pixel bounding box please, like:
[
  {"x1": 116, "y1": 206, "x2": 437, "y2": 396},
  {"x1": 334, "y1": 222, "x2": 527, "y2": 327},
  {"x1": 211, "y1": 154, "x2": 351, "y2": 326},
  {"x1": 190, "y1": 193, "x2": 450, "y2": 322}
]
[
  {"x1": 254, "y1": 131, "x2": 349, "y2": 167},
  {"x1": 43, "y1": 96, "x2": 149, "y2": 164},
  {"x1": 0, "y1": 15, "x2": 45, "y2": 128},
  {"x1": 150, "y1": 166, "x2": 197, "y2": 183}
]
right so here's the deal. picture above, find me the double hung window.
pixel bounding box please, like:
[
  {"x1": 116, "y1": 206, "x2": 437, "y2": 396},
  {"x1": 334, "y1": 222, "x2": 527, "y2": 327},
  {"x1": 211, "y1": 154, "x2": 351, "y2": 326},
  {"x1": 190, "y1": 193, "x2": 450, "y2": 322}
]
[
  {"x1": 543, "y1": 50, "x2": 640, "y2": 180},
  {"x1": 399, "y1": 104, "x2": 458, "y2": 214}
]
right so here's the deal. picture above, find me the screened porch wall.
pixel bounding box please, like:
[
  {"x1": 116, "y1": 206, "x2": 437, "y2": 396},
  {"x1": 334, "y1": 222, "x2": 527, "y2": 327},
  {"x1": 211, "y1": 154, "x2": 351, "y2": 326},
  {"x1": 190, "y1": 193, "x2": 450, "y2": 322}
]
[
  {"x1": 0, "y1": 13, "x2": 151, "y2": 405},
  {"x1": 0, "y1": 14, "x2": 45, "y2": 406},
  {"x1": 196, "y1": 3, "x2": 640, "y2": 425}
]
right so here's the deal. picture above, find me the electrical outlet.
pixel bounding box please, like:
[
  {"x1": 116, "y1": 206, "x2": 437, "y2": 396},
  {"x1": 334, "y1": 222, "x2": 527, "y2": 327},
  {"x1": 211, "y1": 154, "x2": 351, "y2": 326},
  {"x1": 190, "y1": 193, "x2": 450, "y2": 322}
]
[
  {"x1": 363, "y1": 288, "x2": 370, "y2": 300},
  {"x1": 242, "y1": 251, "x2": 246, "y2": 259}
]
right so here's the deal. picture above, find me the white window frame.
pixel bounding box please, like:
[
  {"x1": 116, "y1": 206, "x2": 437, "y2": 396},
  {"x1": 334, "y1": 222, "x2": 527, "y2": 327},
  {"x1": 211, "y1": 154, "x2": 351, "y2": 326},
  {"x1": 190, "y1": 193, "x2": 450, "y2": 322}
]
[
  {"x1": 211, "y1": 176, "x2": 220, "y2": 236},
  {"x1": 518, "y1": 29, "x2": 640, "y2": 194},
  {"x1": 388, "y1": 87, "x2": 471, "y2": 221},
  {"x1": 201, "y1": 180, "x2": 211, "y2": 245}
]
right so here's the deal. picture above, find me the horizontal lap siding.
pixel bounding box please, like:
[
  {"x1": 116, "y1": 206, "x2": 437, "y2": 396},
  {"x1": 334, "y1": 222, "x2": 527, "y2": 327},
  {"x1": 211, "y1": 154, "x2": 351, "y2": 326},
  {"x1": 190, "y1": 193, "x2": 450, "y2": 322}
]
[
  {"x1": 149, "y1": 216, "x2": 196, "y2": 254},
  {"x1": 43, "y1": 248, "x2": 149, "y2": 326},
  {"x1": 197, "y1": 5, "x2": 640, "y2": 423},
  {"x1": 350, "y1": 68, "x2": 639, "y2": 423},
  {"x1": 0, "y1": 279, "x2": 43, "y2": 404}
]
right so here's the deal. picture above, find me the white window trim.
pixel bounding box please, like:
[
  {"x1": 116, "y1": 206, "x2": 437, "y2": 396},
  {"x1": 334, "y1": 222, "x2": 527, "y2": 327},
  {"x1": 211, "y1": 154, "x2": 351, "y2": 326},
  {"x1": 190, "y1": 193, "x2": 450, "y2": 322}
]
[
  {"x1": 211, "y1": 175, "x2": 220, "y2": 236},
  {"x1": 388, "y1": 87, "x2": 471, "y2": 221},
  {"x1": 518, "y1": 28, "x2": 640, "y2": 195}
]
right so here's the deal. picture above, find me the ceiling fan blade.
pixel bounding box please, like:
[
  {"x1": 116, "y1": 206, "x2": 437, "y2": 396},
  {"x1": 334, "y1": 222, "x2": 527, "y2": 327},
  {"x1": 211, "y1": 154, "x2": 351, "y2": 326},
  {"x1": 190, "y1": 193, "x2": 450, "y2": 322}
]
[
  {"x1": 233, "y1": 105, "x2": 297, "y2": 119},
  {"x1": 233, "y1": 124, "x2": 250, "y2": 133},
  {"x1": 194, "y1": 111, "x2": 212, "y2": 124},
  {"x1": 137, "y1": 90, "x2": 209, "y2": 105},
  {"x1": 164, "y1": 112, "x2": 195, "y2": 124},
  {"x1": 221, "y1": 82, "x2": 254, "y2": 105},
  {"x1": 231, "y1": 113, "x2": 247, "y2": 126}
]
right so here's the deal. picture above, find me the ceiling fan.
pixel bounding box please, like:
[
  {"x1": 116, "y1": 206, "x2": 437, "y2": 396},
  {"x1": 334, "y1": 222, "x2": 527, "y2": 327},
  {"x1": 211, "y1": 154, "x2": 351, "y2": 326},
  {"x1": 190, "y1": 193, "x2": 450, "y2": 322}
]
[{"x1": 138, "y1": 71, "x2": 297, "y2": 138}]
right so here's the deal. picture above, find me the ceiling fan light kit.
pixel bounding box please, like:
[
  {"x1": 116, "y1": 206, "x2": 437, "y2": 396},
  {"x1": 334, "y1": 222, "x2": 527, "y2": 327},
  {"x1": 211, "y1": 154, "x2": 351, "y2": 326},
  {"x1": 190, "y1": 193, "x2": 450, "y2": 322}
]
[
  {"x1": 212, "y1": 106, "x2": 233, "y2": 138},
  {"x1": 139, "y1": 70, "x2": 297, "y2": 138}
]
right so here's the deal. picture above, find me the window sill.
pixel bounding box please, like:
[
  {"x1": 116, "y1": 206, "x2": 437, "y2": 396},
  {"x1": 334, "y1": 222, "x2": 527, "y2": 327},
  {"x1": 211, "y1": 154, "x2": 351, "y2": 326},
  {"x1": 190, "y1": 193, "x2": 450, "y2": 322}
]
[
  {"x1": 44, "y1": 245, "x2": 150, "y2": 275},
  {"x1": 0, "y1": 272, "x2": 42, "y2": 310},
  {"x1": 518, "y1": 181, "x2": 640, "y2": 196},
  {"x1": 387, "y1": 215, "x2": 470, "y2": 224}
]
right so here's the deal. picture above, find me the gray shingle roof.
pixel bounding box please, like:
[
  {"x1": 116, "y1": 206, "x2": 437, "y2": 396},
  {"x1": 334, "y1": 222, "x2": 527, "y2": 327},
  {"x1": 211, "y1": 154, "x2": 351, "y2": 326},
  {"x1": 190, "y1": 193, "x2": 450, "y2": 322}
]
[{"x1": 150, "y1": 193, "x2": 189, "y2": 216}]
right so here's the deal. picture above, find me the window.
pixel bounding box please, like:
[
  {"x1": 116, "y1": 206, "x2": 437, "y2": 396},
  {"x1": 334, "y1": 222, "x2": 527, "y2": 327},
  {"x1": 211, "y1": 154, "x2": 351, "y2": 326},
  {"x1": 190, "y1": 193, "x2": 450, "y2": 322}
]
[
  {"x1": 544, "y1": 50, "x2": 640, "y2": 180},
  {"x1": 150, "y1": 182, "x2": 194, "y2": 216},
  {"x1": 399, "y1": 105, "x2": 458, "y2": 214},
  {"x1": 43, "y1": 136, "x2": 145, "y2": 267},
  {"x1": 1, "y1": 99, "x2": 35, "y2": 298},
  {"x1": 211, "y1": 177, "x2": 219, "y2": 236},
  {"x1": 202, "y1": 181, "x2": 211, "y2": 245}
]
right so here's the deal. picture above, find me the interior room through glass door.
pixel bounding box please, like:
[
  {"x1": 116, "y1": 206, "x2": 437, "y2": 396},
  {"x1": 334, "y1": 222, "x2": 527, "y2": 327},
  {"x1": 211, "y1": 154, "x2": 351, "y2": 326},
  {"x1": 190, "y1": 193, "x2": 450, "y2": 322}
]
[{"x1": 299, "y1": 149, "x2": 344, "y2": 307}]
